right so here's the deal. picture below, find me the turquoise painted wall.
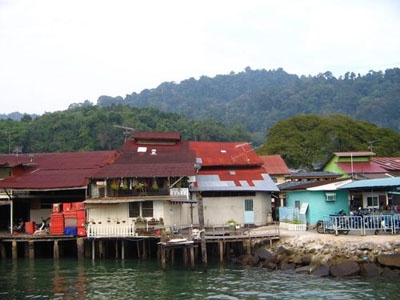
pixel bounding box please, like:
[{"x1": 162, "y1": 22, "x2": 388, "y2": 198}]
[{"x1": 285, "y1": 189, "x2": 349, "y2": 225}]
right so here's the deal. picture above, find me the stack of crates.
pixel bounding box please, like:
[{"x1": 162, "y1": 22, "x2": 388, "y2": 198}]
[
  {"x1": 50, "y1": 203, "x2": 65, "y2": 235},
  {"x1": 49, "y1": 202, "x2": 86, "y2": 236}
]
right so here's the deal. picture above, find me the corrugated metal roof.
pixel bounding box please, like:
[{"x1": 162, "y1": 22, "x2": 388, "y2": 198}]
[
  {"x1": 339, "y1": 177, "x2": 400, "y2": 189},
  {"x1": 192, "y1": 169, "x2": 279, "y2": 192},
  {"x1": 260, "y1": 155, "x2": 290, "y2": 175},
  {"x1": 372, "y1": 157, "x2": 400, "y2": 171},
  {"x1": 189, "y1": 141, "x2": 263, "y2": 167},
  {"x1": 337, "y1": 162, "x2": 387, "y2": 174},
  {"x1": 0, "y1": 151, "x2": 117, "y2": 189},
  {"x1": 278, "y1": 179, "x2": 349, "y2": 191},
  {"x1": 96, "y1": 140, "x2": 196, "y2": 178}
]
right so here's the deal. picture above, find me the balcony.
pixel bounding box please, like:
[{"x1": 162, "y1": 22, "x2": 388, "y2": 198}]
[{"x1": 90, "y1": 177, "x2": 190, "y2": 200}]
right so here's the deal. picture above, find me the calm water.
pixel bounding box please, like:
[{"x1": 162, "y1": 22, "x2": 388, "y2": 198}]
[{"x1": 0, "y1": 259, "x2": 399, "y2": 300}]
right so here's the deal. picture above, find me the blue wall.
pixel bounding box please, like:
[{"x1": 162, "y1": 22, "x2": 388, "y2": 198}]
[{"x1": 285, "y1": 190, "x2": 349, "y2": 225}]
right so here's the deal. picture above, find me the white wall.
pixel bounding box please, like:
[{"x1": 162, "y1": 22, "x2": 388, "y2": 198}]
[{"x1": 190, "y1": 192, "x2": 271, "y2": 227}]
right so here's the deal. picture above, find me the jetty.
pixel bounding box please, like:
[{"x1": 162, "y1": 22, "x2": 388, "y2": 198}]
[{"x1": 0, "y1": 225, "x2": 280, "y2": 269}]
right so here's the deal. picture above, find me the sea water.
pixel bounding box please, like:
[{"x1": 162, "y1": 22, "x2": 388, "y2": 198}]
[{"x1": 0, "y1": 259, "x2": 398, "y2": 299}]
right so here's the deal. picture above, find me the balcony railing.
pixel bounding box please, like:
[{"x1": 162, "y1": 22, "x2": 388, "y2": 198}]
[{"x1": 87, "y1": 223, "x2": 136, "y2": 237}]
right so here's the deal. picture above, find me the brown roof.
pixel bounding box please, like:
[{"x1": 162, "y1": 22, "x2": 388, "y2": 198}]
[
  {"x1": 0, "y1": 151, "x2": 117, "y2": 190},
  {"x1": 260, "y1": 155, "x2": 290, "y2": 175},
  {"x1": 94, "y1": 138, "x2": 196, "y2": 178},
  {"x1": 131, "y1": 131, "x2": 181, "y2": 142}
]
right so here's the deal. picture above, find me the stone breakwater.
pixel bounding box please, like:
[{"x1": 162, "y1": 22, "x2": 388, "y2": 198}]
[{"x1": 234, "y1": 232, "x2": 400, "y2": 277}]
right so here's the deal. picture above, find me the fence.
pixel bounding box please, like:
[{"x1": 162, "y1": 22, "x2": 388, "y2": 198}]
[
  {"x1": 87, "y1": 223, "x2": 136, "y2": 237},
  {"x1": 324, "y1": 214, "x2": 400, "y2": 235},
  {"x1": 278, "y1": 207, "x2": 306, "y2": 224}
]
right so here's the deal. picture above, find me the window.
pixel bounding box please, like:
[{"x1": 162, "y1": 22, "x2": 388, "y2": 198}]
[
  {"x1": 142, "y1": 201, "x2": 153, "y2": 218},
  {"x1": 129, "y1": 201, "x2": 154, "y2": 218},
  {"x1": 325, "y1": 193, "x2": 336, "y2": 202},
  {"x1": 244, "y1": 199, "x2": 253, "y2": 211},
  {"x1": 367, "y1": 196, "x2": 378, "y2": 207},
  {"x1": 129, "y1": 202, "x2": 140, "y2": 217}
]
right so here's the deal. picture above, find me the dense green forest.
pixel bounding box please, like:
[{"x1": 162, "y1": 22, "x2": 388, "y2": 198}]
[
  {"x1": 0, "y1": 105, "x2": 251, "y2": 154},
  {"x1": 258, "y1": 114, "x2": 400, "y2": 170},
  {"x1": 95, "y1": 67, "x2": 400, "y2": 141},
  {"x1": 1, "y1": 67, "x2": 400, "y2": 170}
]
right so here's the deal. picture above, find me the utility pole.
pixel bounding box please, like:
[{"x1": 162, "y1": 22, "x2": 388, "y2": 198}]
[{"x1": 197, "y1": 192, "x2": 207, "y2": 268}]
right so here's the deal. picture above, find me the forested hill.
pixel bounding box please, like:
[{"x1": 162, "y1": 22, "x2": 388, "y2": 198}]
[{"x1": 97, "y1": 67, "x2": 400, "y2": 135}]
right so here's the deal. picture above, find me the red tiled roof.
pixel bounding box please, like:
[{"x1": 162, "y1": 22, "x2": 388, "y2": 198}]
[
  {"x1": 0, "y1": 151, "x2": 117, "y2": 189},
  {"x1": 189, "y1": 142, "x2": 263, "y2": 167},
  {"x1": 372, "y1": 157, "x2": 400, "y2": 171},
  {"x1": 260, "y1": 155, "x2": 290, "y2": 175},
  {"x1": 337, "y1": 161, "x2": 387, "y2": 174}
]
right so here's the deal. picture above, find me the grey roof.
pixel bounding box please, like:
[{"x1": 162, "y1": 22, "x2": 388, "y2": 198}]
[
  {"x1": 339, "y1": 177, "x2": 400, "y2": 189},
  {"x1": 192, "y1": 174, "x2": 279, "y2": 192}
]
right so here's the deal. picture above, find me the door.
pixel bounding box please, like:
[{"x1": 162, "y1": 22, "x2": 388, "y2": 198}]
[{"x1": 244, "y1": 199, "x2": 254, "y2": 224}]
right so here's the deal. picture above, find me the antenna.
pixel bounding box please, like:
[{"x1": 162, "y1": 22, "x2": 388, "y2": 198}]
[{"x1": 113, "y1": 125, "x2": 135, "y2": 142}]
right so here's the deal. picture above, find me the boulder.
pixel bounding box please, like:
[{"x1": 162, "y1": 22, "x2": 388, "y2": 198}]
[
  {"x1": 360, "y1": 263, "x2": 381, "y2": 277},
  {"x1": 330, "y1": 260, "x2": 360, "y2": 277},
  {"x1": 254, "y1": 248, "x2": 276, "y2": 261},
  {"x1": 280, "y1": 262, "x2": 295, "y2": 271},
  {"x1": 381, "y1": 267, "x2": 400, "y2": 278},
  {"x1": 295, "y1": 265, "x2": 311, "y2": 274},
  {"x1": 234, "y1": 254, "x2": 253, "y2": 265},
  {"x1": 377, "y1": 254, "x2": 400, "y2": 268},
  {"x1": 311, "y1": 264, "x2": 330, "y2": 277}
]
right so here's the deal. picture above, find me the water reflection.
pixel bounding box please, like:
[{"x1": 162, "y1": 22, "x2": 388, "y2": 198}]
[{"x1": 1, "y1": 259, "x2": 400, "y2": 299}]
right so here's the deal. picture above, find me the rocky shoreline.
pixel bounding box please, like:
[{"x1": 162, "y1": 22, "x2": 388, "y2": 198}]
[{"x1": 235, "y1": 229, "x2": 400, "y2": 277}]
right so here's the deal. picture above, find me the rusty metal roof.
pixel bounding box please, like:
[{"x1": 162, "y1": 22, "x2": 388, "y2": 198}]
[
  {"x1": 372, "y1": 157, "x2": 400, "y2": 171},
  {"x1": 0, "y1": 151, "x2": 117, "y2": 190},
  {"x1": 94, "y1": 139, "x2": 196, "y2": 178},
  {"x1": 336, "y1": 161, "x2": 387, "y2": 174},
  {"x1": 260, "y1": 155, "x2": 290, "y2": 175},
  {"x1": 189, "y1": 141, "x2": 263, "y2": 167}
]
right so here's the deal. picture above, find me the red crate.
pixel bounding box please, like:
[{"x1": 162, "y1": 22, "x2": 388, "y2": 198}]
[
  {"x1": 76, "y1": 209, "x2": 86, "y2": 219},
  {"x1": 77, "y1": 226, "x2": 87, "y2": 237},
  {"x1": 73, "y1": 202, "x2": 84, "y2": 210},
  {"x1": 77, "y1": 217, "x2": 86, "y2": 227},
  {"x1": 63, "y1": 210, "x2": 77, "y2": 219},
  {"x1": 63, "y1": 203, "x2": 73, "y2": 211},
  {"x1": 25, "y1": 221, "x2": 36, "y2": 234}
]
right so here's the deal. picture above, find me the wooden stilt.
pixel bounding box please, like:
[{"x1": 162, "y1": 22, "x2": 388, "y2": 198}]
[
  {"x1": 136, "y1": 240, "x2": 141, "y2": 259},
  {"x1": 142, "y1": 239, "x2": 147, "y2": 260},
  {"x1": 28, "y1": 241, "x2": 34, "y2": 259},
  {"x1": 115, "y1": 240, "x2": 119, "y2": 259},
  {"x1": 0, "y1": 242, "x2": 6, "y2": 259},
  {"x1": 190, "y1": 245, "x2": 195, "y2": 270},
  {"x1": 171, "y1": 249, "x2": 175, "y2": 265},
  {"x1": 77, "y1": 238, "x2": 84, "y2": 260},
  {"x1": 218, "y1": 240, "x2": 224, "y2": 263},
  {"x1": 183, "y1": 247, "x2": 188, "y2": 266},
  {"x1": 99, "y1": 240, "x2": 104, "y2": 258},
  {"x1": 92, "y1": 239, "x2": 95, "y2": 260},
  {"x1": 53, "y1": 240, "x2": 59, "y2": 259},
  {"x1": 121, "y1": 240, "x2": 125, "y2": 260},
  {"x1": 12, "y1": 240, "x2": 17, "y2": 259},
  {"x1": 161, "y1": 246, "x2": 166, "y2": 270}
]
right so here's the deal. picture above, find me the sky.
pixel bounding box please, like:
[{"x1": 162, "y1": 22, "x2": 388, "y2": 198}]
[{"x1": 1, "y1": 0, "x2": 400, "y2": 115}]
